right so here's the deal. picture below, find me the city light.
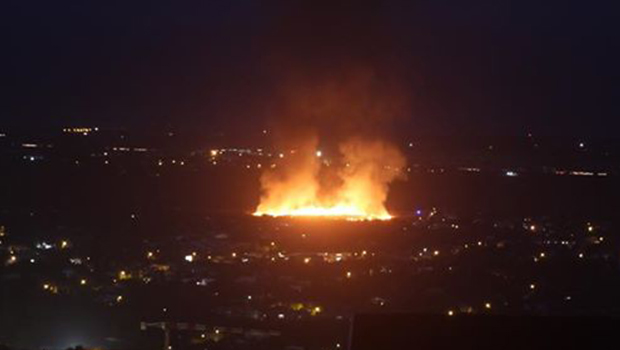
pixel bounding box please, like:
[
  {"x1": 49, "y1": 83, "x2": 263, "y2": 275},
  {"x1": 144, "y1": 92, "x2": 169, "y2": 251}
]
[{"x1": 119, "y1": 270, "x2": 131, "y2": 280}]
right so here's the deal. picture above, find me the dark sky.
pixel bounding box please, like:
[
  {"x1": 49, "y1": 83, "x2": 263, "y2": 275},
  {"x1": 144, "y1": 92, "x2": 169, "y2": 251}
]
[{"x1": 0, "y1": 0, "x2": 619, "y2": 137}]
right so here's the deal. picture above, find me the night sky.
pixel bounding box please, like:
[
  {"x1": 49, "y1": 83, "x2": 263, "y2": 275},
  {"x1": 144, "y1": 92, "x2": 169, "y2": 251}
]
[{"x1": 1, "y1": 1, "x2": 619, "y2": 137}]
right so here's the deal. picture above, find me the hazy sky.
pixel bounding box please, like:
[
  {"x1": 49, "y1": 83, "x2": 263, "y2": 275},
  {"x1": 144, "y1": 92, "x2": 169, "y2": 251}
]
[{"x1": 1, "y1": 1, "x2": 618, "y2": 137}]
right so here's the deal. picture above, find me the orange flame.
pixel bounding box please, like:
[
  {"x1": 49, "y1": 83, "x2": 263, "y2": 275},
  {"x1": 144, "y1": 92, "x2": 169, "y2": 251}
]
[{"x1": 254, "y1": 137, "x2": 405, "y2": 220}]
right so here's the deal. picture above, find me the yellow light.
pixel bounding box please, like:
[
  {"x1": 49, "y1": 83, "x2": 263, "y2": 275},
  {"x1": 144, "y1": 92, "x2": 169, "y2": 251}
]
[
  {"x1": 311, "y1": 306, "x2": 322, "y2": 316},
  {"x1": 315, "y1": 150, "x2": 322, "y2": 157},
  {"x1": 346, "y1": 271, "x2": 352, "y2": 279},
  {"x1": 485, "y1": 302, "x2": 491, "y2": 309},
  {"x1": 530, "y1": 283, "x2": 536, "y2": 290},
  {"x1": 447, "y1": 310, "x2": 454, "y2": 316},
  {"x1": 42, "y1": 283, "x2": 58, "y2": 294},
  {"x1": 80, "y1": 279, "x2": 87, "y2": 285},
  {"x1": 304, "y1": 257, "x2": 311, "y2": 264},
  {"x1": 116, "y1": 295, "x2": 123, "y2": 302},
  {"x1": 210, "y1": 149, "x2": 218, "y2": 157},
  {"x1": 60, "y1": 240, "x2": 68, "y2": 249}
]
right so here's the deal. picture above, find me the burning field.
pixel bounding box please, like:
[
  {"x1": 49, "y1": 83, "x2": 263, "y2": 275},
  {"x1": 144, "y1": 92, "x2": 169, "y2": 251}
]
[
  {"x1": 253, "y1": 65, "x2": 409, "y2": 221},
  {"x1": 254, "y1": 137, "x2": 405, "y2": 220}
]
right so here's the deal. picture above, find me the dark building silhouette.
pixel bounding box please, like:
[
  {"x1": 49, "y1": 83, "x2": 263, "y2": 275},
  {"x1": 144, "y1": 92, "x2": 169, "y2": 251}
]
[{"x1": 350, "y1": 314, "x2": 619, "y2": 350}]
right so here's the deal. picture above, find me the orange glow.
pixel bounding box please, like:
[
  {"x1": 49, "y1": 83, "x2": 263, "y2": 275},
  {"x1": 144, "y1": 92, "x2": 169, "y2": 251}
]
[
  {"x1": 254, "y1": 137, "x2": 405, "y2": 221},
  {"x1": 256, "y1": 204, "x2": 392, "y2": 221}
]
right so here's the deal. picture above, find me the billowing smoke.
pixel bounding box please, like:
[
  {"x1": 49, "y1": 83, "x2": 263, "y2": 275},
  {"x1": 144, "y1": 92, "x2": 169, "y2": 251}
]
[
  {"x1": 254, "y1": 64, "x2": 409, "y2": 219},
  {"x1": 337, "y1": 137, "x2": 406, "y2": 215}
]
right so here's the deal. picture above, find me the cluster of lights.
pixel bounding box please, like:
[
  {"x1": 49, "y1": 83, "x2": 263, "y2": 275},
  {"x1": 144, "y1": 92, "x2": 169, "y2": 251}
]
[
  {"x1": 42, "y1": 283, "x2": 59, "y2": 294},
  {"x1": 118, "y1": 270, "x2": 132, "y2": 280},
  {"x1": 63, "y1": 127, "x2": 98, "y2": 135},
  {"x1": 447, "y1": 302, "x2": 493, "y2": 317}
]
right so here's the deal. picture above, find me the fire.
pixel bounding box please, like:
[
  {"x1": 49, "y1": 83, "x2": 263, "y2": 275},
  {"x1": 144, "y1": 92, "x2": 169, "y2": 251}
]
[
  {"x1": 255, "y1": 204, "x2": 392, "y2": 221},
  {"x1": 254, "y1": 137, "x2": 405, "y2": 221}
]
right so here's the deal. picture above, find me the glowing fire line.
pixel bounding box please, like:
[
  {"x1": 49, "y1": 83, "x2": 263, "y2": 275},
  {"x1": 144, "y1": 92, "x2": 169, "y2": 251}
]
[{"x1": 253, "y1": 205, "x2": 393, "y2": 221}]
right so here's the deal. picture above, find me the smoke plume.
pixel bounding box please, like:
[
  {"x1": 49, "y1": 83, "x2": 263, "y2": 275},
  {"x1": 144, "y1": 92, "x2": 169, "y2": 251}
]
[{"x1": 254, "y1": 63, "x2": 409, "y2": 219}]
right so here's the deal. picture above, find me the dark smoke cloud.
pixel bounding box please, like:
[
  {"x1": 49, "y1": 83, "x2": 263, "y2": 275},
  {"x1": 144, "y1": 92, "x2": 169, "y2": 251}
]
[{"x1": 264, "y1": 62, "x2": 411, "y2": 143}]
